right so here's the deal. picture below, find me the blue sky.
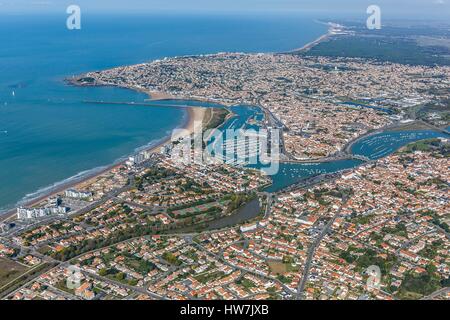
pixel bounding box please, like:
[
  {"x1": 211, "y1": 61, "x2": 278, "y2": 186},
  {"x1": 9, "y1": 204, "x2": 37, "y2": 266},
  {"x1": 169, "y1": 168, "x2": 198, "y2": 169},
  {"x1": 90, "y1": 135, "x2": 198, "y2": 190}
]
[{"x1": 0, "y1": 0, "x2": 448, "y2": 19}]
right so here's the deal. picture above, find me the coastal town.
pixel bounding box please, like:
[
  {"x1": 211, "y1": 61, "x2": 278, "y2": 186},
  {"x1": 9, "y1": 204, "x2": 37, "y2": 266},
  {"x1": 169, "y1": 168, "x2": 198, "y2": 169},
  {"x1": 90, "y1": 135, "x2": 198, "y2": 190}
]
[
  {"x1": 77, "y1": 52, "x2": 449, "y2": 159},
  {"x1": 1, "y1": 46, "x2": 449, "y2": 300},
  {"x1": 1, "y1": 138, "x2": 448, "y2": 300}
]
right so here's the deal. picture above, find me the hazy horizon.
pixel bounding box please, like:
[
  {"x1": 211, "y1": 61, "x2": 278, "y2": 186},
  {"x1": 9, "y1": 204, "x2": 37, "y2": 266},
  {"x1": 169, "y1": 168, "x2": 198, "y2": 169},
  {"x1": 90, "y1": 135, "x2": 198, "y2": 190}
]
[{"x1": 0, "y1": 0, "x2": 449, "y2": 20}]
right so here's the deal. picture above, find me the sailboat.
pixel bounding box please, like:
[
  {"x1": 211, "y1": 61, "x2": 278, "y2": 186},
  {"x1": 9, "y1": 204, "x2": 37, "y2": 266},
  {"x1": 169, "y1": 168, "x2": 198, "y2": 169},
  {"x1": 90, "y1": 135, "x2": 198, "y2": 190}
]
[{"x1": 12, "y1": 91, "x2": 15, "y2": 97}]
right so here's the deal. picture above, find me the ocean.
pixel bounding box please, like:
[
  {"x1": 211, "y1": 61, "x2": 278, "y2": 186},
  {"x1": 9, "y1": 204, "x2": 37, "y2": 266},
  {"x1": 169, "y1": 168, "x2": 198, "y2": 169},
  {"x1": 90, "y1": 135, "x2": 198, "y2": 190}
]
[{"x1": 0, "y1": 13, "x2": 328, "y2": 212}]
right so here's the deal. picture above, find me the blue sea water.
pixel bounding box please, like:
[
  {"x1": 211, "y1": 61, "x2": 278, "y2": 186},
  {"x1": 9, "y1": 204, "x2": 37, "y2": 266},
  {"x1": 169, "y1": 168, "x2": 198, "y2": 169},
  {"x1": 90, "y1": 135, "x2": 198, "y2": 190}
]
[
  {"x1": 351, "y1": 130, "x2": 450, "y2": 160},
  {"x1": 0, "y1": 13, "x2": 328, "y2": 212}
]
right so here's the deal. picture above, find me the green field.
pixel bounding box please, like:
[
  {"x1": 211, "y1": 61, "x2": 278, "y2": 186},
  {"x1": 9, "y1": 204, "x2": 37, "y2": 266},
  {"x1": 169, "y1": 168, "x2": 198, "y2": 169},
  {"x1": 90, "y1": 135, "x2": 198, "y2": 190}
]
[
  {"x1": 172, "y1": 201, "x2": 222, "y2": 217},
  {"x1": 0, "y1": 257, "x2": 29, "y2": 288},
  {"x1": 301, "y1": 35, "x2": 450, "y2": 66}
]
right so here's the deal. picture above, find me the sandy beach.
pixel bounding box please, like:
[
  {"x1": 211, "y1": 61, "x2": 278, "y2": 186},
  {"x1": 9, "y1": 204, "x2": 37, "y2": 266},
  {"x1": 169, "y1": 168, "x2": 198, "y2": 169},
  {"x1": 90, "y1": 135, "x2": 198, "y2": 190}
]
[
  {"x1": 288, "y1": 21, "x2": 339, "y2": 53},
  {"x1": 294, "y1": 32, "x2": 331, "y2": 53},
  {"x1": 0, "y1": 97, "x2": 207, "y2": 223}
]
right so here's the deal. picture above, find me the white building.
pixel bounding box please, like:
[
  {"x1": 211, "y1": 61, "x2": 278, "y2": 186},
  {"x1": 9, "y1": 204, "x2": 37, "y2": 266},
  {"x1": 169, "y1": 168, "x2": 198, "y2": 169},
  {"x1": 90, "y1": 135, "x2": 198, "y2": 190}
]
[
  {"x1": 17, "y1": 206, "x2": 69, "y2": 220},
  {"x1": 65, "y1": 189, "x2": 93, "y2": 199},
  {"x1": 126, "y1": 150, "x2": 153, "y2": 167}
]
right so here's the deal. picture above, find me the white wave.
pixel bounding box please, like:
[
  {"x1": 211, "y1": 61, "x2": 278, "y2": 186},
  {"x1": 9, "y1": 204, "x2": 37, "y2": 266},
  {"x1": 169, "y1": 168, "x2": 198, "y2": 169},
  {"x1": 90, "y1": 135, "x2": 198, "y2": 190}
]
[
  {"x1": 1, "y1": 111, "x2": 187, "y2": 217},
  {"x1": 6, "y1": 137, "x2": 168, "y2": 213},
  {"x1": 17, "y1": 165, "x2": 109, "y2": 206}
]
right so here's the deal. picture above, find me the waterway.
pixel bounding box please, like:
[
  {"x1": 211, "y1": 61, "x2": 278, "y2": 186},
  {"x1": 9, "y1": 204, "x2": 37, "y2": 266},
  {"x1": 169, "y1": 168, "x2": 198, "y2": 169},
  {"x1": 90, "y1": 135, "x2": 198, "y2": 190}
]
[{"x1": 214, "y1": 105, "x2": 450, "y2": 193}]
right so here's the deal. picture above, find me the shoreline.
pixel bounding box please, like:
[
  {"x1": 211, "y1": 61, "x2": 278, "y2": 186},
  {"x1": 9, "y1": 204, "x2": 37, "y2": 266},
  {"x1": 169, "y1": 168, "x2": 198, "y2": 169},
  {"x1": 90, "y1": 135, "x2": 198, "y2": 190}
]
[
  {"x1": 0, "y1": 18, "x2": 372, "y2": 223},
  {"x1": 3, "y1": 31, "x2": 443, "y2": 223},
  {"x1": 0, "y1": 95, "x2": 205, "y2": 223},
  {"x1": 286, "y1": 21, "x2": 342, "y2": 54}
]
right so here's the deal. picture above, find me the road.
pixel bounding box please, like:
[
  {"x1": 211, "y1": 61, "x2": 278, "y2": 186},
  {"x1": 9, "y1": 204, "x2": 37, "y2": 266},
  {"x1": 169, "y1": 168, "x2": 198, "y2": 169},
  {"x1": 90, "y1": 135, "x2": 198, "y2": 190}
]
[
  {"x1": 1, "y1": 174, "x2": 135, "y2": 239},
  {"x1": 80, "y1": 269, "x2": 166, "y2": 300},
  {"x1": 193, "y1": 241, "x2": 296, "y2": 298},
  {"x1": 276, "y1": 169, "x2": 354, "y2": 195},
  {"x1": 296, "y1": 196, "x2": 348, "y2": 299},
  {"x1": 420, "y1": 287, "x2": 450, "y2": 300}
]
